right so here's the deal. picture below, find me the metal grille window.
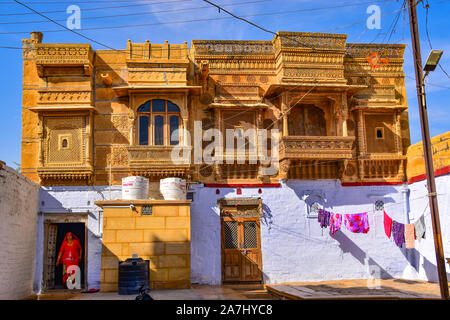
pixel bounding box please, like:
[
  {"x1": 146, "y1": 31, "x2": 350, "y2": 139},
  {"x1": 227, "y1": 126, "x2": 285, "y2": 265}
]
[
  {"x1": 45, "y1": 224, "x2": 58, "y2": 289},
  {"x1": 375, "y1": 200, "x2": 384, "y2": 211},
  {"x1": 224, "y1": 221, "x2": 238, "y2": 249},
  {"x1": 243, "y1": 221, "x2": 258, "y2": 249},
  {"x1": 307, "y1": 202, "x2": 321, "y2": 218}
]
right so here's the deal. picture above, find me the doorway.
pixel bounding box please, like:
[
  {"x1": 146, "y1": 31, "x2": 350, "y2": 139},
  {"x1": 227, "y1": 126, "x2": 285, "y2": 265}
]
[
  {"x1": 220, "y1": 198, "x2": 263, "y2": 283},
  {"x1": 43, "y1": 221, "x2": 86, "y2": 290}
]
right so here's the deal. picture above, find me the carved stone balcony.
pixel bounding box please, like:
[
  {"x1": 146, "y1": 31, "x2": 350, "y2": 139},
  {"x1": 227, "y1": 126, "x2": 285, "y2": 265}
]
[
  {"x1": 280, "y1": 136, "x2": 355, "y2": 160},
  {"x1": 37, "y1": 167, "x2": 93, "y2": 185},
  {"x1": 35, "y1": 43, "x2": 94, "y2": 76},
  {"x1": 127, "y1": 145, "x2": 191, "y2": 178}
]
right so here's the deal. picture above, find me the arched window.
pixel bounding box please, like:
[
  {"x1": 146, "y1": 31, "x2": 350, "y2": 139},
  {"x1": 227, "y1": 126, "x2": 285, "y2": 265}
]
[{"x1": 137, "y1": 99, "x2": 181, "y2": 146}]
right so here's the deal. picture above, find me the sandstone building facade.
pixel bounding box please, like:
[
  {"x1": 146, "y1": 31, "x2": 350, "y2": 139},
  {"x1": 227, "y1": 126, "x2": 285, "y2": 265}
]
[{"x1": 23, "y1": 31, "x2": 441, "y2": 292}]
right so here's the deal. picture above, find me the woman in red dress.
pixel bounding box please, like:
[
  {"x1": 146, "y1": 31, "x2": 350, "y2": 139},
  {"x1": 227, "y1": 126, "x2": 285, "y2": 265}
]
[{"x1": 56, "y1": 232, "x2": 82, "y2": 288}]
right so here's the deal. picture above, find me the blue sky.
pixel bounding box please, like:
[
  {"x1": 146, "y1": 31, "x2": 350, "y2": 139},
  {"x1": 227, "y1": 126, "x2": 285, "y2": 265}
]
[{"x1": 0, "y1": 0, "x2": 449, "y2": 168}]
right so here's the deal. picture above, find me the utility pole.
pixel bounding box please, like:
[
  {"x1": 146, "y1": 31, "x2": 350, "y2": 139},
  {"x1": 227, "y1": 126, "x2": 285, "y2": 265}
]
[{"x1": 407, "y1": 0, "x2": 449, "y2": 299}]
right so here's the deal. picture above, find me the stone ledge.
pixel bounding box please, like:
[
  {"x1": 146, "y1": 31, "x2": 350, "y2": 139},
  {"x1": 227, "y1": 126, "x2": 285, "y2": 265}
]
[{"x1": 95, "y1": 199, "x2": 192, "y2": 207}]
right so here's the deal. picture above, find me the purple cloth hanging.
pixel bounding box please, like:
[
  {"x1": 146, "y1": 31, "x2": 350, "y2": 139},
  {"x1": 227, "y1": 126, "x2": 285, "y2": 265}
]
[
  {"x1": 318, "y1": 209, "x2": 331, "y2": 228},
  {"x1": 392, "y1": 220, "x2": 405, "y2": 248}
]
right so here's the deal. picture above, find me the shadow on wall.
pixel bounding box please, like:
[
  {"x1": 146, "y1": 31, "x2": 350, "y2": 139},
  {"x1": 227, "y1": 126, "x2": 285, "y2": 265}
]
[
  {"x1": 333, "y1": 230, "x2": 393, "y2": 279},
  {"x1": 400, "y1": 247, "x2": 450, "y2": 283},
  {"x1": 261, "y1": 203, "x2": 273, "y2": 230}
]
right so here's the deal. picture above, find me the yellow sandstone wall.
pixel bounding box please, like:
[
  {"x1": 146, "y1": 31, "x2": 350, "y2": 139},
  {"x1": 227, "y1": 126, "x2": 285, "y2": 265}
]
[
  {"x1": 98, "y1": 200, "x2": 191, "y2": 291},
  {"x1": 406, "y1": 131, "x2": 450, "y2": 180}
]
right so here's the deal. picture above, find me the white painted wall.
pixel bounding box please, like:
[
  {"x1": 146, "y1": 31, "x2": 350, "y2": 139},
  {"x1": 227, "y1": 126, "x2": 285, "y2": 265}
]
[
  {"x1": 34, "y1": 185, "x2": 122, "y2": 292},
  {"x1": 0, "y1": 164, "x2": 39, "y2": 299},
  {"x1": 407, "y1": 173, "x2": 450, "y2": 282},
  {"x1": 34, "y1": 174, "x2": 450, "y2": 289},
  {"x1": 189, "y1": 180, "x2": 426, "y2": 284}
]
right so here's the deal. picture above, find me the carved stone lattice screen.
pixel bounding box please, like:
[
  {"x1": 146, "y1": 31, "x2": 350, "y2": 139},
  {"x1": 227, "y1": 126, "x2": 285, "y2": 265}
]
[{"x1": 44, "y1": 116, "x2": 86, "y2": 166}]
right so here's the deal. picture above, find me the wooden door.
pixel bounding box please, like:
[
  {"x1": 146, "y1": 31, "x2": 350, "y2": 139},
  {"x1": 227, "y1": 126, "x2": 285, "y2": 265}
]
[
  {"x1": 44, "y1": 223, "x2": 58, "y2": 290},
  {"x1": 221, "y1": 217, "x2": 262, "y2": 283}
]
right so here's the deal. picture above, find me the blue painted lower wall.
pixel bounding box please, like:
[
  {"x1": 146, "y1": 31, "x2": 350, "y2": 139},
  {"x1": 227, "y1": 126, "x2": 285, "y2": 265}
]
[
  {"x1": 190, "y1": 177, "x2": 450, "y2": 284},
  {"x1": 35, "y1": 174, "x2": 449, "y2": 290}
]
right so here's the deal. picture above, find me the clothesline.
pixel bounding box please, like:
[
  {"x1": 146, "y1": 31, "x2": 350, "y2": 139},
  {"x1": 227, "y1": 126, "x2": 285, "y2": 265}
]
[
  {"x1": 320, "y1": 190, "x2": 446, "y2": 216},
  {"x1": 383, "y1": 210, "x2": 426, "y2": 249},
  {"x1": 317, "y1": 209, "x2": 427, "y2": 250}
]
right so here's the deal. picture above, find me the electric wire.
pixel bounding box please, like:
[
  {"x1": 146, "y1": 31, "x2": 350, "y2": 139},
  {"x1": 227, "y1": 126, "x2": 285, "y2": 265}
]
[
  {"x1": 0, "y1": 0, "x2": 196, "y2": 16},
  {"x1": 12, "y1": 0, "x2": 117, "y2": 50},
  {"x1": 424, "y1": 0, "x2": 450, "y2": 80},
  {"x1": 0, "y1": 0, "x2": 271, "y2": 24}
]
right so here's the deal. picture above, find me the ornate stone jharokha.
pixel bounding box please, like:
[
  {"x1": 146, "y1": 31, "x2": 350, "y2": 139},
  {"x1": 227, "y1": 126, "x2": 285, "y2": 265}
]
[{"x1": 21, "y1": 31, "x2": 410, "y2": 186}]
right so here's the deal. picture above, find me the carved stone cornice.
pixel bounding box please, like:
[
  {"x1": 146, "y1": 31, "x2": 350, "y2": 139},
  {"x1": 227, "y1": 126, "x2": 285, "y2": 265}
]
[
  {"x1": 280, "y1": 136, "x2": 355, "y2": 160},
  {"x1": 345, "y1": 43, "x2": 406, "y2": 59},
  {"x1": 35, "y1": 43, "x2": 94, "y2": 76},
  {"x1": 38, "y1": 89, "x2": 92, "y2": 105},
  {"x1": 193, "y1": 40, "x2": 274, "y2": 56},
  {"x1": 130, "y1": 167, "x2": 190, "y2": 178},
  {"x1": 274, "y1": 32, "x2": 347, "y2": 52},
  {"x1": 37, "y1": 167, "x2": 93, "y2": 183}
]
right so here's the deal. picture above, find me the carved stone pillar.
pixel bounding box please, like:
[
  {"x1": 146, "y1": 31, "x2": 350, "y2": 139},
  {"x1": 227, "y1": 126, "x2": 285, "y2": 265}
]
[
  {"x1": 357, "y1": 109, "x2": 365, "y2": 181},
  {"x1": 86, "y1": 112, "x2": 93, "y2": 168},
  {"x1": 394, "y1": 110, "x2": 402, "y2": 154},
  {"x1": 181, "y1": 95, "x2": 189, "y2": 147},
  {"x1": 37, "y1": 115, "x2": 44, "y2": 167},
  {"x1": 341, "y1": 93, "x2": 348, "y2": 137},
  {"x1": 256, "y1": 111, "x2": 262, "y2": 158},
  {"x1": 279, "y1": 159, "x2": 291, "y2": 180},
  {"x1": 128, "y1": 109, "x2": 136, "y2": 145},
  {"x1": 183, "y1": 119, "x2": 189, "y2": 146},
  {"x1": 357, "y1": 110, "x2": 365, "y2": 156},
  {"x1": 336, "y1": 112, "x2": 343, "y2": 137},
  {"x1": 281, "y1": 93, "x2": 288, "y2": 137}
]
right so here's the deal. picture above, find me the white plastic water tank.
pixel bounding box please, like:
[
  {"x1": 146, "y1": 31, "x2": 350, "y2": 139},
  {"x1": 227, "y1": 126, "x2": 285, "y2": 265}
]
[
  {"x1": 159, "y1": 177, "x2": 187, "y2": 200},
  {"x1": 122, "y1": 176, "x2": 149, "y2": 200}
]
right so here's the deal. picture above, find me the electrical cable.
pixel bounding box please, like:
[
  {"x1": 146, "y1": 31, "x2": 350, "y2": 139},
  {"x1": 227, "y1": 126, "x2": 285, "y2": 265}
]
[
  {"x1": 0, "y1": 0, "x2": 195, "y2": 16},
  {"x1": 0, "y1": 0, "x2": 271, "y2": 24},
  {"x1": 12, "y1": 0, "x2": 117, "y2": 50}
]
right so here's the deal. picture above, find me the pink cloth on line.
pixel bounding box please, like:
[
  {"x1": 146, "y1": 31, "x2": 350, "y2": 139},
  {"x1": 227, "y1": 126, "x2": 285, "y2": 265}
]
[
  {"x1": 344, "y1": 212, "x2": 370, "y2": 234},
  {"x1": 384, "y1": 211, "x2": 393, "y2": 239},
  {"x1": 405, "y1": 224, "x2": 415, "y2": 249},
  {"x1": 330, "y1": 213, "x2": 342, "y2": 236}
]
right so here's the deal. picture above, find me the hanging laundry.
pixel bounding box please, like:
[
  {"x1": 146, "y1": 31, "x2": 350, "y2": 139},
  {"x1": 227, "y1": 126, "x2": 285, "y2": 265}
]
[
  {"x1": 344, "y1": 212, "x2": 370, "y2": 233},
  {"x1": 405, "y1": 224, "x2": 415, "y2": 249},
  {"x1": 383, "y1": 211, "x2": 393, "y2": 239},
  {"x1": 330, "y1": 213, "x2": 342, "y2": 236},
  {"x1": 392, "y1": 221, "x2": 405, "y2": 248},
  {"x1": 318, "y1": 209, "x2": 331, "y2": 228},
  {"x1": 414, "y1": 215, "x2": 426, "y2": 240}
]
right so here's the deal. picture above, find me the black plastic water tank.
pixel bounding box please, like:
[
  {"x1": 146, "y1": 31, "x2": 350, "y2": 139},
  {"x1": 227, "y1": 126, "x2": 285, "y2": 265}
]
[{"x1": 118, "y1": 257, "x2": 150, "y2": 295}]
